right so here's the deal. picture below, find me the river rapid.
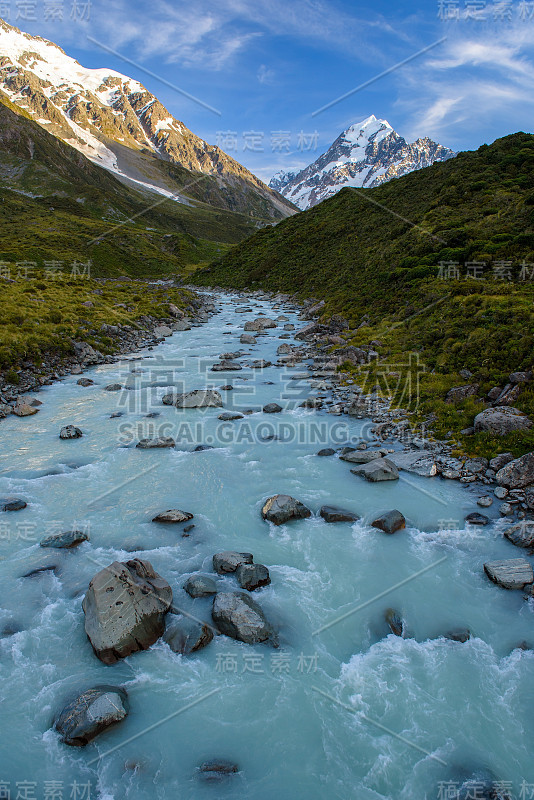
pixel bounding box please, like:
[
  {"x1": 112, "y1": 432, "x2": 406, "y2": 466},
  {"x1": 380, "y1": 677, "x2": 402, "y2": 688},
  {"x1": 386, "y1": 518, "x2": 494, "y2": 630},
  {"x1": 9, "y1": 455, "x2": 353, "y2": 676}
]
[{"x1": 0, "y1": 292, "x2": 532, "y2": 800}]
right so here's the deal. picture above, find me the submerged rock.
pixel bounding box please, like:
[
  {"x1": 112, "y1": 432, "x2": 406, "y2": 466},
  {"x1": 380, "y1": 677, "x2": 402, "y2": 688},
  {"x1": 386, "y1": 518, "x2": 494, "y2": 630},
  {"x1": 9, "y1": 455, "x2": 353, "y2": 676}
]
[
  {"x1": 371, "y1": 510, "x2": 406, "y2": 534},
  {"x1": 212, "y1": 591, "x2": 275, "y2": 644},
  {"x1": 445, "y1": 628, "x2": 471, "y2": 643},
  {"x1": 484, "y1": 558, "x2": 534, "y2": 590},
  {"x1": 77, "y1": 378, "x2": 95, "y2": 387},
  {"x1": 317, "y1": 448, "x2": 336, "y2": 457},
  {"x1": 82, "y1": 559, "x2": 173, "y2": 664},
  {"x1": 55, "y1": 685, "x2": 129, "y2": 746},
  {"x1": 261, "y1": 495, "x2": 312, "y2": 525},
  {"x1": 465, "y1": 512, "x2": 490, "y2": 526},
  {"x1": 40, "y1": 530, "x2": 89, "y2": 549},
  {"x1": 198, "y1": 760, "x2": 239, "y2": 783},
  {"x1": 164, "y1": 617, "x2": 213, "y2": 654},
  {"x1": 104, "y1": 384, "x2": 122, "y2": 392},
  {"x1": 136, "y1": 437, "x2": 175, "y2": 449}
]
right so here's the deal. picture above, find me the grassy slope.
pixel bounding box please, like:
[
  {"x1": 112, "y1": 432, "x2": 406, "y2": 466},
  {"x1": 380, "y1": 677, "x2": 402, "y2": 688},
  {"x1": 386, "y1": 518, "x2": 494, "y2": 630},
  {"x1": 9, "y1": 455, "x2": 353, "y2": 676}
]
[
  {"x1": 0, "y1": 95, "x2": 272, "y2": 277},
  {"x1": 0, "y1": 273, "x2": 196, "y2": 373},
  {"x1": 196, "y1": 133, "x2": 534, "y2": 457}
]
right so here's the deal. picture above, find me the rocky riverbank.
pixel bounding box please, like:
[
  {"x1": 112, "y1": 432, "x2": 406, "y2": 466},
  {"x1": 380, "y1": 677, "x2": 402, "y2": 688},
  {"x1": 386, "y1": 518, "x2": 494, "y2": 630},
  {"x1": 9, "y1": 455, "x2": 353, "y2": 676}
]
[{"x1": 0, "y1": 282, "x2": 217, "y2": 416}]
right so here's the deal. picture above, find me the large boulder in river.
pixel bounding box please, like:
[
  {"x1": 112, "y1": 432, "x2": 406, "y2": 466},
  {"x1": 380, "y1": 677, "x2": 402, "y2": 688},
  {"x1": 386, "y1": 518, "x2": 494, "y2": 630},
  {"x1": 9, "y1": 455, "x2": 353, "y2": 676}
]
[
  {"x1": 261, "y1": 495, "x2": 312, "y2": 525},
  {"x1": 55, "y1": 685, "x2": 129, "y2": 746},
  {"x1": 244, "y1": 318, "x2": 276, "y2": 331},
  {"x1": 483, "y1": 558, "x2": 534, "y2": 590},
  {"x1": 0, "y1": 497, "x2": 27, "y2": 511},
  {"x1": 212, "y1": 592, "x2": 275, "y2": 644},
  {"x1": 163, "y1": 389, "x2": 223, "y2": 408},
  {"x1": 184, "y1": 575, "x2": 217, "y2": 598},
  {"x1": 82, "y1": 559, "x2": 173, "y2": 664},
  {"x1": 496, "y1": 451, "x2": 534, "y2": 489},
  {"x1": 240, "y1": 334, "x2": 257, "y2": 345},
  {"x1": 351, "y1": 458, "x2": 399, "y2": 482},
  {"x1": 474, "y1": 407, "x2": 533, "y2": 435},
  {"x1": 341, "y1": 451, "x2": 383, "y2": 464},
  {"x1": 504, "y1": 522, "x2": 534, "y2": 549}
]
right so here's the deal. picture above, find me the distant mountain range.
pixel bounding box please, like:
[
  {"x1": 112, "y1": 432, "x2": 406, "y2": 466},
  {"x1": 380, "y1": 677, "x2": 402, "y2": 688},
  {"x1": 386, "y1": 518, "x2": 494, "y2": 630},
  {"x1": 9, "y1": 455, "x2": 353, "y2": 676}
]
[
  {"x1": 269, "y1": 115, "x2": 455, "y2": 209},
  {"x1": 0, "y1": 18, "x2": 295, "y2": 223}
]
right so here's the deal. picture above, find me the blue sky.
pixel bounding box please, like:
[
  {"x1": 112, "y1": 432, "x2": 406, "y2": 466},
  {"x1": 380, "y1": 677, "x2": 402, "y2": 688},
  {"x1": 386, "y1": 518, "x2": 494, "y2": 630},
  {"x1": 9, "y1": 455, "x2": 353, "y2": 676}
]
[{"x1": 9, "y1": 0, "x2": 534, "y2": 181}]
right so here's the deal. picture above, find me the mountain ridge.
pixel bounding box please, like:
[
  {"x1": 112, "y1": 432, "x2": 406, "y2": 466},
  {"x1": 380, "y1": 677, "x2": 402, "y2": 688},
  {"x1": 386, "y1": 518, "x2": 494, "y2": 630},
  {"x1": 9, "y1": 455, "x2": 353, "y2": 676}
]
[
  {"x1": 269, "y1": 114, "x2": 455, "y2": 209},
  {"x1": 0, "y1": 17, "x2": 295, "y2": 221}
]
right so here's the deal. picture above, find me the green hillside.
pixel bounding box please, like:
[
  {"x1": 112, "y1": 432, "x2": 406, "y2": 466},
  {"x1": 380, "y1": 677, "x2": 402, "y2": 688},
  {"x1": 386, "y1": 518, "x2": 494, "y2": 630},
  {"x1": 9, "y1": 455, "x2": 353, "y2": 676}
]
[
  {"x1": 197, "y1": 133, "x2": 534, "y2": 456},
  {"x1": 0, "y1": 95, "x2": 273, "y2": 277}
]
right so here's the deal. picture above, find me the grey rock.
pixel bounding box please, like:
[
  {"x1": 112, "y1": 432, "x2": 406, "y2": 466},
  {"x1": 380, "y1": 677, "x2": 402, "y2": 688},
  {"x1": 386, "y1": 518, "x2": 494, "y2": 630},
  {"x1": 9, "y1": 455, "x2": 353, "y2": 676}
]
[
  {"x1": 104, "y1": 384, "x2": 122, "y2": 392},
  {"x1": 59, "y1": 425, "x2": 83, "y2": 440},
  {"x1": 164, "y1": 617, "x2": 213, "y2": 654},
  {"x1": 484, "y1": 558, "x2": 534, "y2": 589},
  {"x1": 340, "y1": 450, "x2": 383, "y2": 464},
  {"x1": 387, "y1": 451, "x2": 438, "y2": 477},
  {"x1": 504, "y1": 522, "x2": 534, "y2": 548},
  {"x1": 261, "y1": 495, "x2": 312, "y2": 525},
  {"x1": 496, "y1": 452, "x2": 534, "y2": 489},
  {"x1": 55, "y1": 685, "x2": 129, "y2": 747},
  {"x1": 136, "y1": 437, "x2": 175, "y2": 449},
  {"x1": 152, "y1": 509, "x2": 193, "y2": 524},
  {"x1": 499, "y1": 502, "x2": 514, "y2": 517},
  {"x1": 213, "y1": 552, "x2": 254, "y2": 574},
  {"x1": 474, "y1": 407, "x2": 533, "y2": 435},
  {"x1": 371, "y1": 510, "x2": 406, "y2": 534},
  {"x1": 510, "y1": 371, "x2": 532, "y2": 384},
  {"x1": 163, "y1": 389, "x2": 223, "y2": 409},
  {"x1": 40, "y1": 530, "x2": 88, "y2": 549},
  {"x1": 445, "y1": 628, "x2": 471, "y2": 643},
  {"x1": 320, "y1": 505, "x2": 360, "y2": 523},
  {"x1": 489, "y1": 453, "x2": 514, "y2": 471},
  {"x1": 445, "y1": 384, "x2": 479, "y2": 403},
  {"x1": 154, "y1": 325, "x2": 173, "y2": 338},
  {"x1": 351, "y1": 458, "x2": 399, "y2": 482},
  {"x1": 477, "y1": 496, "x2": 493, "y2": 508},
  {"x1": 218, "y1": 412, "x2": 244, "y2": 421},
  {"x1": 236, "y1": 563, "x2": 271, "y2": 591},
  {"x1": 465, "y1": 512, "x2": 489, "y2": 526},
  {"x1": 77, "y1": 378, "x2": 95, "y2": 387},
  {"x1": 317, "y1": 448, "x2": 335, "y2": 456},
  {"x1": 184, "y1": 575, "x2": 217, "y2": 598},
  {"x1": 0, "y1": 497, "x2": 27, "y2": 511},
  {"x1": 212, "y1": 591, "x2": 275, "y2": 644},
  {"x1": 494, "y1": 486, "x2": 508, "y2": 499},
  {"x1": 525, "y1": 487, "x2": 534, "y2": 510},
  {"x1": 198, "y1": 760, "x2": 239, "y2": 783},
  {"x1": 211, "y1": 360, "x2": 243, "y2": 372},
  {"x1": 263, "y1": 403, "x2": 282, "y2": 414},
  {"x1": 240, "y1": 334, "x2": 257, "y2": 344},
  {"x1": 385, "y1": 608, "x2": 404, "y2": 636},
  {"x1": 82, "y1": 559, "x2": 173, "y2": 664}
]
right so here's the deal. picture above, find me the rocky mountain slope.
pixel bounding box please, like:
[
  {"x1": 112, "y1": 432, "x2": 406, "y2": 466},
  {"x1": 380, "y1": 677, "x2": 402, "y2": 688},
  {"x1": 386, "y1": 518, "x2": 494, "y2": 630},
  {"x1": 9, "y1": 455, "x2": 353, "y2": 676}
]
[
  {"x1": 269, "y1": 115, "x2": 454, "y2": 209},
  {"x1": 200, "y1": 132, "x2": 534, "y2": 455},
  {"x1": 0, "y1": 95, "x2": 263, "y2": 274},
  {"x1": 0, "y1": 18, "x2": 295, "y2": 222}
]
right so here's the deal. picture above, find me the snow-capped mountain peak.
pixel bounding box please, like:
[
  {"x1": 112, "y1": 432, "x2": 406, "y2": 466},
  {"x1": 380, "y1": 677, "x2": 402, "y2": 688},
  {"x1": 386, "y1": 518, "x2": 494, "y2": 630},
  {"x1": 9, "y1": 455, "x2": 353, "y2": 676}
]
[
  {"x1": 269, "y1": 116, "x2": 455, "y2": 210},
  {"x1": 0, "y1": 18, "x2": 294, "y2": 219}
]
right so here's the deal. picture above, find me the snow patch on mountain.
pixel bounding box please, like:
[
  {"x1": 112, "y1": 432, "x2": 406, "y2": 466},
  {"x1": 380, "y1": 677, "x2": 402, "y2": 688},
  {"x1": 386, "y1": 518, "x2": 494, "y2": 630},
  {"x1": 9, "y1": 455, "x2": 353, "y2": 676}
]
[{"x1": 269, "y1": 115, "x2": 455, "y2": 210}]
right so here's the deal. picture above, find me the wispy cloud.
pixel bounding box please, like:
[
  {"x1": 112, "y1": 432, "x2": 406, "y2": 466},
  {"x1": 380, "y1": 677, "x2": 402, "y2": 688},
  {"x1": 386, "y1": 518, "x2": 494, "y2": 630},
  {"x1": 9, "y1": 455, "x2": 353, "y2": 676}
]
[{"x1": 395, "y1": 6, "x2": 534, "y2": 144}]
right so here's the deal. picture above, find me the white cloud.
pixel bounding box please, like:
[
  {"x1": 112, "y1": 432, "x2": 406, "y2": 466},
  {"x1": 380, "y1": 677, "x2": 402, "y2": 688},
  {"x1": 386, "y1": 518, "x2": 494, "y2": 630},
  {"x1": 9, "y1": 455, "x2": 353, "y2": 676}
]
[{"x1": 257, "y1": 64, "x2": 276, "y2": 84}]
